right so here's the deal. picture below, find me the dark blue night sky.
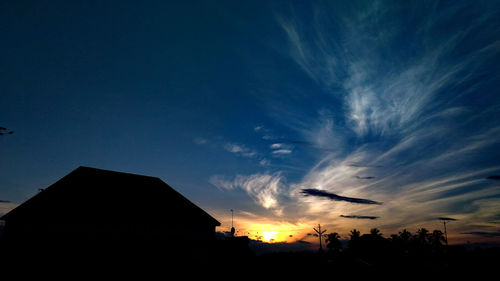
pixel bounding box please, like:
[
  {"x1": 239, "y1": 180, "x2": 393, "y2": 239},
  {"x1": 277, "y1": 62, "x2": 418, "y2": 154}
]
[{"x1": 1, "y1": 1, "x2": 500, "y2": 243}]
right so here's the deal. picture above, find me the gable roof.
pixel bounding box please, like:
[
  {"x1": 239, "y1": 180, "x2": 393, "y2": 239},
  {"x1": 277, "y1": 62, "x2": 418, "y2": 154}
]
[{"x1": 1, "y1": 166, "x2": 220, "y2": 226}]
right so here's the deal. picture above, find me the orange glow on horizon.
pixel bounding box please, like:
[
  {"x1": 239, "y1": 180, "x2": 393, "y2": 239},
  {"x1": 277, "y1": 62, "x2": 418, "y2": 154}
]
[
  {"x1": 213, "y1": 210, "x2": 494, "y2": 246},
  {"x1": 218, "y1": 219, "x2": 313, "y2": 243},
  {"x1": 261, "y1": 231, "x2": 278, "y2": 242}
]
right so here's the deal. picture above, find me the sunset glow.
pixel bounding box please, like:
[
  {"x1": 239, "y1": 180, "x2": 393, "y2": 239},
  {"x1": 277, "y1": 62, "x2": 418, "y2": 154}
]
[
  {"x1": 1, "y1": 0, "x2": 500, "y2": 252},
  {"x1": 261, "y1": 231, "x2": 278, "y2": 242},
  {"x1": 215, "y1": 215, "x2": 314, "y2": 243}
]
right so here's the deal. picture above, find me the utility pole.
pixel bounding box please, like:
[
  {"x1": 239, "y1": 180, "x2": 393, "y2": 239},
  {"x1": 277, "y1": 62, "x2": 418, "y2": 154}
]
[
  {"x1": 438, "y1": 217, "x2": 457, "y2": 246},
  {"x1": 443, "y1": 220, "x2": 448, "y2": 246},
  {"x1": 230, "y1": 209, "x2": 235, "y2": 237},
  {"x1": 313, "y1": 224, "x2": 327, "y2": 251}
]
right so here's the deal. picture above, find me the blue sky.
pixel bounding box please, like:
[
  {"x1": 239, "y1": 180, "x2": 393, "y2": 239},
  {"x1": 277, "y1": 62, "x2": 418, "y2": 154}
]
[{"x1": 1, "y1": 1, "x2": 500, "y2": 243}]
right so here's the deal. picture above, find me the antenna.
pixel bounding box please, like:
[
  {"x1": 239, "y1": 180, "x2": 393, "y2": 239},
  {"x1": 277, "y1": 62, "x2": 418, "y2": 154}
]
[
  {"x1": 438, "y1": 217, "x2": 458, "y2": 246},
  {"x1": 444, "y1": 220, "x2": 448, "y2": 245},
  {"x1": 230, "y1": 209, "x2": 235, "y2": 237},
  {"x1": 313, "y1": 224, "x2": 327, "y2": 251}
]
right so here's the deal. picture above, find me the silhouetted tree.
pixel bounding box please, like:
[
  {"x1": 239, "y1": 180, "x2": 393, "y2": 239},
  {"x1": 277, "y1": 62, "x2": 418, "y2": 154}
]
[
  {"x1": 326, "y1": 232, "x2": 342, "y2": 253},
  {"x1": 370, "y1": 228, "x2": 382, "y2": 237},
  {"x1": 415, "y1": 228, "x2": 430, "y2": 245},
  {"x1": 399, "y1": 229, "x2": 412, "y2": 242},
  {"x1": 349, "y1": 229, "x2": 360, "y2": 240},
  {"x1": 411, "y1": 228, "x2": 434, "y2": 256},
  {"x1": 388, "y1": 229, "x2": 414, "y2": 258},
  {"x1": 347, "y1": 229, "x2": 361, "y2": 254},
  {"x1": 398, "y1": 229, "x2": 413, "y2": 253},
  {"x1": 390, "y1": 233, "x2": 399, "y2": 241},
  {"x1": 429, "y1": 230, "x2": 446, "y2": 252}
]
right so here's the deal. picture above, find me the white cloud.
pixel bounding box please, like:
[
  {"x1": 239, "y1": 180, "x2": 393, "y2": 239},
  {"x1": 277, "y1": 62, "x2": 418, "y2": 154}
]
[
  {"x1": 224, "y1": 143, "x2": 257, "y2": 157},
  {"x1": 193, "y1": 137, "x2": 208, "y2": 145},
  {"x1": 270, "y1": 143, "x2": 294, "y2": 156},
  {"x1": 278, "y1": 3, "x2": 499, "y2": 138},
  {"x1": 270, "y1": 143, "x2": 283, "y2": 149},
  {"x1": 225, "y1": 144, "x2": 243, "y2": 153},
  {"x1": 254, "y1": 125, "x2": 265, "y2": 132},
  {"x1": 259, "y1": 159, "x2": 271, "y2": 166},
  {"x1": 272, "y1": 149, "x2": 292, "y2": 155},
  {"x1": 215, "y1": 3, "x2": 500, "y2": 238},
  {"x1": 210, "y1": 173, "x2": 285, "y2": 214}
]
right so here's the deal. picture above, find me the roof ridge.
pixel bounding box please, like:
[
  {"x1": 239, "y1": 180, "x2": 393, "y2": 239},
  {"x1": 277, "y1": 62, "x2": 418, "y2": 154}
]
[
  {"x1": 76, "y1": 166, "x2": 160, "y2": 179},
  {"x1": 1, "y1": 167, "x2": 221, "y2": 227}
]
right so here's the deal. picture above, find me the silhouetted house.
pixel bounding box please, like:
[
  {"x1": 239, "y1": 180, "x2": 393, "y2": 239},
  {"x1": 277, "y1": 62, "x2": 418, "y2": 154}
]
[
  {"x1": 217, "y1": 236, "x2": 253, "y2": 259},
  {"x1": 0, "y1": 167, "x2": 220, "y2": 255}
]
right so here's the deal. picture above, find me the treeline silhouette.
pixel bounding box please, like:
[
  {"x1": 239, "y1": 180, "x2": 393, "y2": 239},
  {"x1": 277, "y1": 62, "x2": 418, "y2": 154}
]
[
  {"x1": 0, "y1": 226, "x2": 498, "y2": 277},
  {"x1": 259, "y1": 227, "x2": 499, "y2": 276},
  {"x1": 325, "y1": 227, "x2": 448, "y2": 257}
]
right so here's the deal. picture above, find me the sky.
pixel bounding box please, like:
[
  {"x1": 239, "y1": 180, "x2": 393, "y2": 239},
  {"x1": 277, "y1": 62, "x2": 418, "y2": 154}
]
[{"x1": 1, "y1": 0, "x2": 500, "y2": 245}]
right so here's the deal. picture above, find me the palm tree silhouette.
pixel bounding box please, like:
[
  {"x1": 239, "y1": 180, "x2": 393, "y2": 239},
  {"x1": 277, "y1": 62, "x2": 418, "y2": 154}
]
[
  {"x1": 326, "y1": 232, "x2": 342, "y2": 253},
  {"x1": 399, "y1": 229, "x2": 412, "y2": 242},
  {"x1": 370, "y1": 228, "x2": 382, "y2": 237},
  {"x1": 429, "y1": 230, "x2": 446, "y2": 250},
  {"x1": 349, "y1": 229, "x2": 361, "y2": 240},
  {"x1": 415, "y1": 228, "x2": 430, "y2": 245},
  {"x1": 348, "y1": 229, "x2": 361, "y2": 253}
]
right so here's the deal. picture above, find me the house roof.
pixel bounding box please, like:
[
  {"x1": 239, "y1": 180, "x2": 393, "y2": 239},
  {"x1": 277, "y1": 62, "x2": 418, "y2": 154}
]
[{"x1": 1, "y1": 166, "x2": 220, "y2": 226}]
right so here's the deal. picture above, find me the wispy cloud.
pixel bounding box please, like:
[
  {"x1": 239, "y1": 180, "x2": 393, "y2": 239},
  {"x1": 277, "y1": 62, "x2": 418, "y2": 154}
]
[
  {"x1": 212, "y1": 2, "x2": 500, "y2": 240},
  {"x1": 269, "y1": 143, "x2": 294, "y2": 156},
  {"x1": 259, "y1": 158, "x2": 271, "y2": 166},
  {"x1": 269, "y1": 1, "x2": 500, "y2": 237},
  {"x1": 210, "y1": 173, "x2": 285, "y2": 215},
  {"x1": 276, "y1": 138, "x2": 337, "y2": 153},
  {"x1": 193, "y1": 137, "x2": 208, "y2": 145},
  {"x1": 224, "y1": 143, "x2": 257, "y2": 158},
  {"x1": 278, "y1": 2, "x2": 500, "y2": 138},
  {"x1": 272, "y1": 149, "x2": 292, "y2": 155},
  {"x1": 347, "y1": 163, "x2": 383, "y2": 168},
  {"x1": 253, "y1": 125, "x2": 279, "y2": 140},
  {"x1": 461, "y1": 231, "x2": 500, "y2": 238},
  {"x1": 270, "y1": 143, "x2": 283, "y2": 149},
  {"x1": 254, "y1": 125, "x2": 265, "y2": 132}
]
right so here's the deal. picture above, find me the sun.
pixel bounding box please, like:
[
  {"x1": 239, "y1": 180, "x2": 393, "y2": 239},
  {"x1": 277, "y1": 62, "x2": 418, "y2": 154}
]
[
  {"x1": 261, "y1": 231, "x2": 278, "y2": 242},
  {"x1": 241, "y1": 221, "x2": 311, "y2": 243}
]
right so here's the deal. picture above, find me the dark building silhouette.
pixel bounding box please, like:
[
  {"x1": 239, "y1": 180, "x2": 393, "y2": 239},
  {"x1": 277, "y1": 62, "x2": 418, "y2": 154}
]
[{"x1": 0, "y1": 166, "x2": 221, "y2": 267}]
